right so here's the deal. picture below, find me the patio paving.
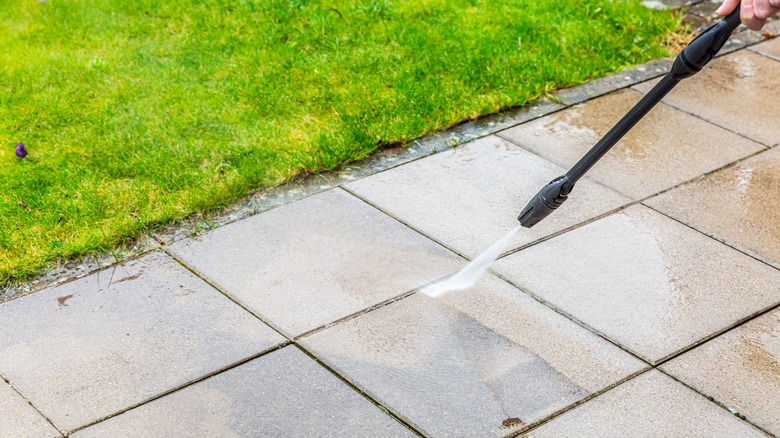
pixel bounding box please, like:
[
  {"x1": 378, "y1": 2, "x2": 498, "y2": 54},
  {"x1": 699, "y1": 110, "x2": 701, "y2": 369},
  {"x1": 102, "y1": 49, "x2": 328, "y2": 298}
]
[
  {"x1": 71, "y1": 346, "x2": 413, "y2": 437},
  {"x1": 632, "y1": 50, "x2": 780, "y2": 147},
  {"x1": 2, "y1": 38, "x2": 780, "y2": 437},
  {"x1": 0, "y1": 381, "x2": 61, "y2": 438},
  {"x1": 497, "y1": 89, "x2": 764, "y2": 200},
  {"x1": 661, "y1": 308, "x2": 780, "y2": 435},
  {"x1": 525, "y1": 370, "x2": 767, "y2": 437},
  {"x1": 0, "y1": 252, "x2": 286, "y2": 433}
]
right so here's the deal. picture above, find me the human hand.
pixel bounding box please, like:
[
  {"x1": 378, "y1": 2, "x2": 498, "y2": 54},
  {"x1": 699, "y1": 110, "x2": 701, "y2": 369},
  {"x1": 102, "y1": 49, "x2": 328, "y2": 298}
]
[{"x1": 717, "y1": 0, "x2": 780, "y2": 30}]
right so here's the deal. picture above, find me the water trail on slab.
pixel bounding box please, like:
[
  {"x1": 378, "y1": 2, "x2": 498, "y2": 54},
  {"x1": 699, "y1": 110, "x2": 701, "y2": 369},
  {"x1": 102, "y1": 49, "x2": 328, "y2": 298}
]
[{"x1": 420, "y1": 224, "x2": 523, "y2": 298}]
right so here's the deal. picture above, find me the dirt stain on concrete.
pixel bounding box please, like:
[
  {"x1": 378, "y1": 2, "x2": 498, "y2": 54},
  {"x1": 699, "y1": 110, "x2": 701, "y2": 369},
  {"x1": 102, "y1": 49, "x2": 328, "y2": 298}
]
[{"x1": 56, "y1": 294, "x2": 75, "y2": 308}]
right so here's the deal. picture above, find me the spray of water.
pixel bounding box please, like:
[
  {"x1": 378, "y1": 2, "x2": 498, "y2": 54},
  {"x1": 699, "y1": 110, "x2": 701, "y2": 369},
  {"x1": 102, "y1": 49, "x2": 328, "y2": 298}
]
[{"x1": 420, "y1": 224, "x2": 523, "y2": 298}]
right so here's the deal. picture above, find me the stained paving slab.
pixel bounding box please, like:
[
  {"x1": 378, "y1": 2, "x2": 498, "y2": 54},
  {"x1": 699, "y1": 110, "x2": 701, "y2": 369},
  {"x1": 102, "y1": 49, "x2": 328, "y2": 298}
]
[
  {"x1": 0, "y1": 252, "x2": 285, "y2": 433},
  {"x1": 661, "y1": 308, "x2": 780, "y2": 436},
  {"x1": 0, "y1": 381, "x2": 61, "y2": 438},
  {"x1": 498, "y1": 89, "x2": 764, "y2": 200},
  {"x1": 633, "y1": 51, "x2": 780, "y2": 147},
  {"x1": 300, "y1": 273, "x2": 645, "y2": 437},
  {"x1": 493, "y1": 205, "x2": 780, "y2": 363},
  {"x1": 524, "y1": 370, "x2": 767, "y2": 437},
  {"x1": 646, "y1": 147, "x2": 780, "y2": 268},
  {"x1": 71, "y1": 346, "x2": 412, "y2": 438},
  {"x1": 168, "y1": 188, "x2": 463, "y2": 337},
  {"x1": 346, "y1": 135, "x2": 630, "y2": 260}
]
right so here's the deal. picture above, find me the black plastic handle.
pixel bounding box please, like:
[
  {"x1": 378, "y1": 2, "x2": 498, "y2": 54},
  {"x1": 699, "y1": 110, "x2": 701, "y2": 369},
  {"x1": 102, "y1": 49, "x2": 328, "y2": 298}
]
[{"x1": 518, "y1": 7, "x2": 741, "y2": 228}]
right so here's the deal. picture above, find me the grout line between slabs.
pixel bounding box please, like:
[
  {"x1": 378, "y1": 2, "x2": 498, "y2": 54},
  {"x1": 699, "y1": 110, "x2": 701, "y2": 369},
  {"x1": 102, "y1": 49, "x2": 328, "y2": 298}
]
[
  {"x1": 1, "y1": 375, "x2": 65, "y2": 437},
  {"x1": 162, "y1": 248, "x2": 294, "y2": 342},
  {"x1": 656, "y1": 368, "x2": 778, "y2": 437},
  {"x1": 507, "y1": 367, "x2": 653, "y2": 437},
  {"x1": 291, "y1": 344, "x2": 426, "y2": 437},
  {"x1": 653, "y1": 300, "x2": 780, "y2": 367},
  {"x1": 63, "y1": 342, "x2": 290, "y2": 436},
  {"x1": 642, "y1": 201, "x2": 780, "y2": 272}
]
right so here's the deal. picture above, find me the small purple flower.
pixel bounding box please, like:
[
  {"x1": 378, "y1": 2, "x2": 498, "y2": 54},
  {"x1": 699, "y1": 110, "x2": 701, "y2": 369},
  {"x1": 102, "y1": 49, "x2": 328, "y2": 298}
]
[{"x1": 15, "y1": 142, "x2": 27, "y2": 158}]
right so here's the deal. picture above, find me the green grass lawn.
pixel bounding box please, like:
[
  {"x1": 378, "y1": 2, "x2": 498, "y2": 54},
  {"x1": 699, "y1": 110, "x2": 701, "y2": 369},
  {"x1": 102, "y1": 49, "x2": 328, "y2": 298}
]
[{"x1": 0, "y1": 0, "x2": 680, "y2": 282}]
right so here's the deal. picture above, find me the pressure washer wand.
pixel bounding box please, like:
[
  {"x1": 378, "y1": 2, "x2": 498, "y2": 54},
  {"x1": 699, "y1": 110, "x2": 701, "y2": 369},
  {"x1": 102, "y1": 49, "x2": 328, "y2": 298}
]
[{"x1": 518, "y1": 7, "x2": 742, "y2": 228}]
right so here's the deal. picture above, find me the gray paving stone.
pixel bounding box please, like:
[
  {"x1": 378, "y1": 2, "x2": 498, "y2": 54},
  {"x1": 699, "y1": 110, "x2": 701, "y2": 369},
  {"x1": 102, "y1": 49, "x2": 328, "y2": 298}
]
[
  {"x1": 633, "y1": 51, "x2": 780, "y2": 147},
  {"x1": 493, "y1": 205, "x2": 780, "y2": 363},
  {"x1": 300, "y1": 274, "x2": 645, "y2": 437},
  {"x1": 499, "y1": 89, "x2": 764, "y2": 200},
  {"x1": 72, "y1": 346, "x2": 412, "y2": 438},
  {"x1": 0, "y1": 381, "x2": 61, "y2": 438},
  {"x1": 662, "y1": 308, "x2": 780, "y2": 436},
  {"x1": 525, "y1": 370, "x2": 767, "y2": 437},
  {"x1": 0, "y1": 252, "x2": 285, "y2": 433},
  {"x1": 168, "y1": 188, "x2": 464, "y2": 337},
  {"x1": 346, "y1": 135, "x2": 630, "y2": 260},
  {"x1": 646, "y1": 147, "x2": 780, "y2": 268}
]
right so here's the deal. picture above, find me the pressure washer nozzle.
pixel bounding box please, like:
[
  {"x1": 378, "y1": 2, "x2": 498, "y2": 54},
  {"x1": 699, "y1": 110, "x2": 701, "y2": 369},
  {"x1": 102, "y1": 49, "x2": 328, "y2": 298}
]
[{"x1": 518, "y1": 175, "x2": 573, "y2": 228}]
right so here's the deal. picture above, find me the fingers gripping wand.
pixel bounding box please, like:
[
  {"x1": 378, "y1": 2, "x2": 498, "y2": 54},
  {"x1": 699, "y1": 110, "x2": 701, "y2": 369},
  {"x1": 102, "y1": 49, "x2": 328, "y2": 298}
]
[{"x1": 517, "y1": 7, "x2": 742, "y2": 228}]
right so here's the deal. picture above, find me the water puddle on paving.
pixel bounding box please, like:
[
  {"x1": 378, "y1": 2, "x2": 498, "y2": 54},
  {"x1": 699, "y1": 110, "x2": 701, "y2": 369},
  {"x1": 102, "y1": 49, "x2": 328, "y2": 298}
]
[{"x1": 420, "y1": 225, "x2": 523, "y2": 298}]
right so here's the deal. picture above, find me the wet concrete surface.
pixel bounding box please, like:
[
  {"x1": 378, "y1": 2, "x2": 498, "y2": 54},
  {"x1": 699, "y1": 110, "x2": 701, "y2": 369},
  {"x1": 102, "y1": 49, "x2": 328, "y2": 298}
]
[
  {"x1": 493, "y1": 205, "x2": 780, "y2": 363},
  {"x1": 633, "y1": 51, "x2": 780, "y2": 147},
  {"x1": 72, "y1": 346, "x2": 412, "y2": 438},
  {"x1": 525, "y1": 370, "x2": 767, "y2": 437},
  {"x1": 0, "y1": 381, "x2": 61, "y2": 438},
  {"x1": 300, "y1": 273, "x2": 645, "y2": 437},
  {"x1": 646, "y1": 147, "x2": 780, "y2": 268},
  {"x1": 346, "y1": 135, "x2": 630, "y2": 260},
  {"x1": 498, "y1": 89, "x2": 764, "y2": 200},
  {"x1": 168, "y1": 188, "x2": 464, "y2": 337},
  {"x1": 662, "y1": 308, "x2": 780, "y2": 435},
  {"x1": 0, "y1": 252, "x2": 285, "y2": 433}
]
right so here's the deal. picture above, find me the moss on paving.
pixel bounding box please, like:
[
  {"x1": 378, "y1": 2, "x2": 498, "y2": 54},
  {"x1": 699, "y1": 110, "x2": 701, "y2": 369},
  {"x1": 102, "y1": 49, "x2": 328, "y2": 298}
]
[{"x1": 0, "y1": 0, "x2": 680, "y2": 282}]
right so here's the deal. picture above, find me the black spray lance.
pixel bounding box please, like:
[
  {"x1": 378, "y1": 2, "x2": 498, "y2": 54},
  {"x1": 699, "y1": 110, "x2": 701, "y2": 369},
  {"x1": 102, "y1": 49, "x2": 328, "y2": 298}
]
[{"x1": 518, "y1": 7, "x2": 742, "y2": 228}]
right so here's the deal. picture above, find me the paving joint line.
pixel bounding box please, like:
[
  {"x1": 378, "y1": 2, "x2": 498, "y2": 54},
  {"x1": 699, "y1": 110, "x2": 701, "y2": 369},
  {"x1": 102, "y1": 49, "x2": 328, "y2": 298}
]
[
  {"x1": 290, "y1": 343, "x2": 426, "y2": 437},
  {"x1": 162, "y1": 247, "x2": 294, "y2": 341},
  {"x1": 623, "y1": 87, "x2": 774, "y2": 151},
  {"x1": 295, "y1": 289, "x2": 421, "y2": 340},
  {"x1": 642, "y1": 201, "x2": 780, "y2": 271},
  {"x1": 62, "y1": 342, "x2": 290, "y2": 436},
  {"x1": 1, "y1": 375, "x2": 65, "y2": 437},
  {"x1": 656, "y1": 368, "x2": 778, "y2": 437},
  {"x1": 339, "y1": 186, "x2": 478, "y2": 261},
  {"x1": 491, "y1": 269, "x2": 652, "y2": 365},
  {"x1": 653, "y1": 300, "x2": 780, "y2": 366},
  {"x1": 507, "y1": 366, "x2": 654, "y2": 437}
]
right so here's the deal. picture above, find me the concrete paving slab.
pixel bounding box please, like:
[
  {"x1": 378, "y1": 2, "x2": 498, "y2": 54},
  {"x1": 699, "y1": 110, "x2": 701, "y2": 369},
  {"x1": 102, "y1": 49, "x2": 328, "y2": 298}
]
[
  {"x1": 346, "y1": 135, "x2": 630, "y2": 260},
  {"x1": 72, "y1": 346, "x2": 412, "y2": 438},
  {"x1": 525, "y1": 370, "x2": 767, "y2": 437},
  {"x1": 662, "y1": 308, "x2": 780, "y2": 436},
  {"x1": 0, "y1": 382, "x2": 61, "y2": 438},
  {"x1": 749, "y1": 37, "x2": 780, "y2": 61},
  {"x1": 300, "y1": 274, "x2": 645, "y2": 437},
  {"x1": 645, "y1": 147, "x2": 780, "y2": 268},
  {"x1": 493, "y1": 205, "x2": 780, "y2": 363},
  {"x1": 633, "y1": 51, "x2": 780, "y2": 147},
  {"x1": 499, "y1": 90, "x2": 764, "y2": 200},
  {"x1": 0, "y1": 252, "x2": 285, "y2": 433},
  {"x1": 168, "y1": 188, "x2": 463, "y2": 337}
]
